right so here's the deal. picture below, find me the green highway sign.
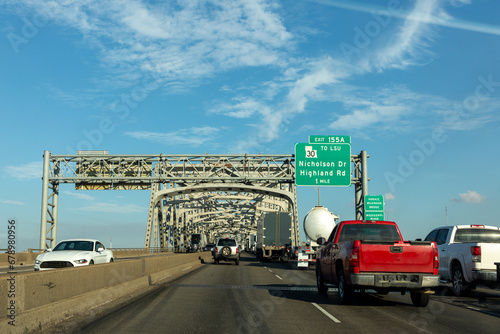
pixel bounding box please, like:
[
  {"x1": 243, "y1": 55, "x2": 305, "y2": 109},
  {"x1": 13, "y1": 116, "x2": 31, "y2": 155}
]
[
  {"x1": 294, "y1": 142, "x2": 351, "y2": 186},
  {"x1": 309, "y1": 135, "x2": 351, "y2": 144},
  {"x1": 365, "y1": 212, "x2": 385, "y2": 220},
  {"x1": 364, "y1": 195, "x2": 385, "y2": 220}
]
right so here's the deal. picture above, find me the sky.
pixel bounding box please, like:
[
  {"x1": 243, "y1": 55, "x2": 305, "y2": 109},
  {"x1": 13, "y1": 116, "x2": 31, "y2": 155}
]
[{"x1": 1, "y1": 0, "x2": 499, "y2": 251}]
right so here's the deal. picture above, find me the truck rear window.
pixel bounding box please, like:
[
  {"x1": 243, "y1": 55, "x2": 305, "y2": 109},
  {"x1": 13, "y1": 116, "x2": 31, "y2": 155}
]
[
  {"x1": 338, "y1": 224, "x2": 401, "y2": 242},
  {"x1": 454, "y1": 229, "x2": 500, "y2": 243},
  {"x1": 217, "y1": 239, "x2": 236, "y2": 246}
]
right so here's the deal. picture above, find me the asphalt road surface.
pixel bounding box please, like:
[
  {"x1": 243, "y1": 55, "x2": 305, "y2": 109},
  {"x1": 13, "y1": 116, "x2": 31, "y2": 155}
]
[{"x1": 50, "y1": 252, "x2": 500, "y2": 333}]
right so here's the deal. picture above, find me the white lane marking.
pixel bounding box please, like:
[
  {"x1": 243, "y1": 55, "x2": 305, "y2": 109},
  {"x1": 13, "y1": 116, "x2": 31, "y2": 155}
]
[
  {"x1": 275, "y1": 275, "x2": 282, "y2": 280},
  {"x1": 311, "y1": 303, "x2": 341, "y2": 323},
  {"x1": 268, "y1": 269, "x2": 273, "y2": 273}
]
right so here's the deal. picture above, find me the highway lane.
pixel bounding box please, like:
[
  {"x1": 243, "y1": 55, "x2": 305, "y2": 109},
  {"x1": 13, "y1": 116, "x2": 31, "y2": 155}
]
[{"x1": 48, "y1": 253, "x2": 500, "y2": 333}]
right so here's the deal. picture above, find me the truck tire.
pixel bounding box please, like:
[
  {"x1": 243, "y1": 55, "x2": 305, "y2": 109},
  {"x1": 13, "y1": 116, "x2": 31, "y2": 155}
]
[
  {"x1": 222, "y1": 246, "x2": 231, "y2": 257},
  {"x1": 338, "y1": 268, "x2": 354, "y2": 304},
  {"x1": 410, "y1": 291, "x2": 430, "y2": 307},
  {"x1": 452, "y1": 263, "x2": 465, "y2": 296},
  {"x1": 316, "y1": 265, "x2": 328, "y2": 294},
  {"x1": 375, "y1": 289, "x2": 390, "y2": 295}
]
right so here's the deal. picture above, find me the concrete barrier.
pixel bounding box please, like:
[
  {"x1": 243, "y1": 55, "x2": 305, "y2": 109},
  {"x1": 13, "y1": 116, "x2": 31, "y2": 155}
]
[
  {"x1": 0, "y1": 249, "x2": 169, "y2": 268},
  {"x1": 0, "y1": 252, "x2": 42, "y2": 267},
  {"x1": 0, "y1": 252, "x2": 212, "y2": 333}
]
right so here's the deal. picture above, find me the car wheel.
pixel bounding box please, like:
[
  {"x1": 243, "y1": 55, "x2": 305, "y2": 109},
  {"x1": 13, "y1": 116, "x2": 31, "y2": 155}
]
[
  {"x1": 89, "y1": 260, "x2": 94, "y2": 265},
  {"x1": 410, "y1": 291, "x2": 430, "y2": 307},
  {"x1": 316, "y1": 265, "x2": 328, "y2": 294},
  {"x1": 452, "y1": 264, "x2": 465, "y2": 296},
  {"x1": 109, "y1": 258, "x2": 114, "y2": 263},
  {"x1": 222, "y1": 246, "x2": 231, "y2": 257},
  {"x1": 338, "y1": 268, "x2": 354, "y2": 304}
]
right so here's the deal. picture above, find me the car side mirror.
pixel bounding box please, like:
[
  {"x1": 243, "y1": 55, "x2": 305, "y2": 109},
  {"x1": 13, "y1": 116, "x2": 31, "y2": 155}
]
[
  {"x1": 317, "y1": 237, "x2": 326, "y2": 246},
  {"x1": 97, "y1": 247, "x2": 104, "y2": 252}
]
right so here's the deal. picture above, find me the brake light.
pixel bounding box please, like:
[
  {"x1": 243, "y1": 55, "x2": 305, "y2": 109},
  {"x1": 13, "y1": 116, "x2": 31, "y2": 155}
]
[
  {"x1": 350, "y1": 240, "x2": 360, "y2": 274},
  {"x1": 236, "y1": 247, "x2": 239, "y2": 254},
  {"x1": 471, "y1": 246, "x2": 481, "y2": 262},
  {"x1": 433, "y1": 246, "x2": 439, "y2": 275},
  {"x1": 215, "y1": 247, "x2": 218, "y2": 253},
  {"x1": 470, "y1": 225, "x2": 484, "y2": 228}
]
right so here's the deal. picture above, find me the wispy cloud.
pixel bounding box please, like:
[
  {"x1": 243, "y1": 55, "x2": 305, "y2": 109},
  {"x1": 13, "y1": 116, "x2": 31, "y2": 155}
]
[
  {"x1": 360, "y1": 0, "x2": 438, "y2": 72},
  {"x1": 9, "y1": 0, "x2": 292, "y2": 86},
  {"x1": 126, "y1": 126, "x2": 220, "y2": 146},
  {"x1": 210, "y1": 98, "x2": 266, "y2": 119},
  {"x1": 453, "y1": 190, "x2": 486, "y2": 204},
  {"x1": 5, "y1": 161, "x2": 42, "y2": 180},
  {"x1": 70, "y1": 202, "x2": 146, "y2": 214},
  {"x1": 306, "y1": 0, "x2": 500, "y2": 36},
  {"x1": 384, "y1": 193, "x2": 396, "y2": 201},
  {"x1": 63, "y1": 191, "x2": 95, "y2": 201},
  {"x1": 1, "y1": 200, "x2": 25, "y2": 205}
]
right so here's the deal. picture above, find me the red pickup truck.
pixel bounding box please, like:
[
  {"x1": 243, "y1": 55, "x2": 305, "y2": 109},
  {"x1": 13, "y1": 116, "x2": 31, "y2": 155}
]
[{"x1": 316, "y1": 220, "x2": 440, "y2": 307}]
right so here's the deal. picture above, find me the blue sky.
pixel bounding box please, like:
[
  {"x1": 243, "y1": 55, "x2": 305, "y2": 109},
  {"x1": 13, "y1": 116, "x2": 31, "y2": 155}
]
[{"x1": 1, "y1": 0, "x2": 499, "y2": 251}]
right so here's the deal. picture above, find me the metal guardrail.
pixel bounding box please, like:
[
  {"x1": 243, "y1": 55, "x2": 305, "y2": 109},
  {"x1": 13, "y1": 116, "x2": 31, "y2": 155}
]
[{"x1": 110, "y1": 247, "x2": 175, "y2": 253}]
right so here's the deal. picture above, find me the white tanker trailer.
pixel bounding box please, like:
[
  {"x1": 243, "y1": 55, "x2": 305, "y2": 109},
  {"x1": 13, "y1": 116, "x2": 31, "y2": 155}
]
[{"x1": 298, "y1": 206, "x2": 339, "y2": 269}]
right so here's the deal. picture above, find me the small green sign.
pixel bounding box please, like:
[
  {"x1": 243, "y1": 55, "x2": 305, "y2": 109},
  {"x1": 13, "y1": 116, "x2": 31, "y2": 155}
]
[
  {"x1": 364, "y1": 195, "x2": 385, "y2": 220},
  {"x1": 365, "y1": 212, "x2": 385, "y2": 220},
  {"x1": 309, "y1": 135, "x2": 351, "y2": 144}
]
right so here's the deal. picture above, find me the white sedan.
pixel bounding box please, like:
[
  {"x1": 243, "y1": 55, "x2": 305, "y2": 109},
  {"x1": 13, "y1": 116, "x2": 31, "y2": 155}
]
[{"x1": 34, "y1": 239, "x2": 114, "y2": 271}]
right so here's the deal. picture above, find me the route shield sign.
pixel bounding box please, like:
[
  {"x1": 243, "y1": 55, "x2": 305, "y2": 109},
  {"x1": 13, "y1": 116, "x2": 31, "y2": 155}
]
[
  {"x1": 364, "y1": 195, "x2": 385, "y2": 220},
  {"x1": 294, "y1": 142, "x2": 351, "y2": 186}
]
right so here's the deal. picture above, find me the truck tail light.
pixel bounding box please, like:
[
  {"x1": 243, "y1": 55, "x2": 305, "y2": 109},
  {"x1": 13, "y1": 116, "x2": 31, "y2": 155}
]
[
  {"x1": 350, "y1": 240, "x2": 360, "y2": 274},
  {"x1": 471, "y1": 246, "x2": 481, "y2": 262},
  {"x1": 236, "y1": 247, "x2": 239, "y2": 254},
  {"x1": 433, "y1": 246, "x2": 439, "y2": 275}
]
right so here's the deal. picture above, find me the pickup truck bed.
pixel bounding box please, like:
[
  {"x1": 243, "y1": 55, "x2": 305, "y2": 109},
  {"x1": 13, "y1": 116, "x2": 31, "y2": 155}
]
[{"x1": 424, "y1": 224, "x2": 500, "y2": 295}]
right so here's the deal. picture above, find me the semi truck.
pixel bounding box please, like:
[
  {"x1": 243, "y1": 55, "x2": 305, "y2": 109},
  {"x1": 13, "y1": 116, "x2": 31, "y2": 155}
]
[
  {"x1": 298, "y1": 206, "x2": 339, "y2": 269},
  {"x1": 256, "y1": 211, "x2": 292, "y2": 262},
  {"x1": 190, "y1": 233, "x2": 207, "y2": 252}
]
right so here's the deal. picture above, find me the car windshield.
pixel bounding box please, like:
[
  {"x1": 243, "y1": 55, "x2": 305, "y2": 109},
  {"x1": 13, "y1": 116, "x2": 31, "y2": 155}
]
[
  {"x1": 217, "y1": 239, "x2": 236, "y2": 246},
  {"x1": 53, "y1": 241, "x2": 94, "y2": 251},
  {"x1": 454, "y1": 228, "x2": 500, "y2": 243}
]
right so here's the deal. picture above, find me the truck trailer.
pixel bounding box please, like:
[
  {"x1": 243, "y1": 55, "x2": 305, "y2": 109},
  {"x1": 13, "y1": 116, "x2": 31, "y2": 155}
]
[{"x1": 256, "y1": 212, "x2": 292, "y2": 262}]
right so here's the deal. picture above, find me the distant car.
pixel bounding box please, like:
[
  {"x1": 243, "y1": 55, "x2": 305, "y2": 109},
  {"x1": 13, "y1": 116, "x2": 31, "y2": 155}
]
[
  {"x1": 204, "y1": 243, "x2": 215, "y2": 252},
  {"x1": 34, "y1": 239, "x2": 114, "y2": 271},
  {"x1": 213, "y1": 237, "x2": 240, "y2": 265}
]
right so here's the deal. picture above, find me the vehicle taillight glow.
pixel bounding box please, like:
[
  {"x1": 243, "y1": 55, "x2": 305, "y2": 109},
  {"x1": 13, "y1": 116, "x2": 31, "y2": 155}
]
[
  {"x1": 236, "y1": 247, "x2": 239, "y2": 254},
  {"x1": 471, "y1": 246, "x2": 481, "y2": 262},
  {"x1": 433, "y1": 246, "x2": 439, "y2": 275},
  {"x1": 215, "y1": 247, "x2": 218, "y2": 253},
  {"x1": 350, "y1": 240, "x2": 360, "y2": 273}
]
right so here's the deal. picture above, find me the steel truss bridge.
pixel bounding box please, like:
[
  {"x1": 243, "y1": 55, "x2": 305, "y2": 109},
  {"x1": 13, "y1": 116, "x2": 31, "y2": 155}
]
[{"x1": 40, "y1": 150, "x2": 368, "y2": 251}]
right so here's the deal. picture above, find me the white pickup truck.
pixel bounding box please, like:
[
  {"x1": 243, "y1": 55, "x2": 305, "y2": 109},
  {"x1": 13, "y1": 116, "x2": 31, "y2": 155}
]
[{"x1": 424, "y1": 224, "x2": 500, "y2": 296}]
